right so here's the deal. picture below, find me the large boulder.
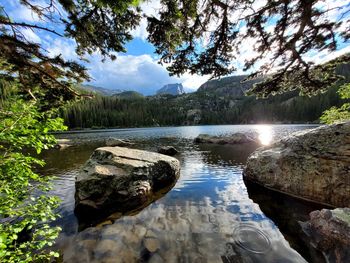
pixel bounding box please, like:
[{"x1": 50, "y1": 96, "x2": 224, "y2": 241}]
[
  {"x1": 243, "y1": 122, "x2": 350, "y2": 207},
  {"x1": 194, "y1": 133, "x2": 257, "y2": 145},
  {"x1": 300, "y1": 208, "x2": 350, "y2": 263},
  {"x1": 75, "y1": 147, "x2": 180, "y2": 220}
]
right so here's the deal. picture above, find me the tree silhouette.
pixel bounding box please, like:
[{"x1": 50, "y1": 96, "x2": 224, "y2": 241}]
[{"x1": 147, "y1": 0, "x2": 350, "y2": 96}]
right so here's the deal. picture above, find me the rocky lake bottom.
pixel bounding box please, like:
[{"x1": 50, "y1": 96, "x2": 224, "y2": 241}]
[{"x1": 40, "y1": 125, "x2": 330, "y2": 263}]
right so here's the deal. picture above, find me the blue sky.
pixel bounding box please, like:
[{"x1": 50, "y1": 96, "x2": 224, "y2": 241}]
[{"x1": 3, "y1": 0, "x2": 350, "y2": 95}]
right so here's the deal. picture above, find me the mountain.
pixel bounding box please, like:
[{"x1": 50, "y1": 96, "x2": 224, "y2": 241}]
[
  {"x1": 197, "y1": 75, "x2": 264, "y2": 97},
  {"x1": 198, "y1": 63, "x2": 350, "y2": 97},
  {"x1": 156, "y1": 83, "x2": 185, "y2": 96},
  {"x1": 80, "y1": 84, "x2": 125, "y2": 96},
  {"x1": 113, "y1": 91, "x2": 144, "y2": 100}
]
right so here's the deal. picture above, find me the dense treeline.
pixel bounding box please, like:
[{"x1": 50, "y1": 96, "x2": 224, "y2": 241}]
[
  {"x1": 60, "y1": 86, "x2": 344, "y2": 129},
  {"x1": 60, "y1": 95, "x2": 186, "y2": 128}
]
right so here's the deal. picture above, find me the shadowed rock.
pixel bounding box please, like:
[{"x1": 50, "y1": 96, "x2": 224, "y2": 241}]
[
  {"x1": 157, "y1": 146, "x2": 178, "y2": 156},
  {"x1": 54, "y1": 143, "x2": 72, "y2": 150},
  {"x1": 75, "y1": 147, "x2": 180, "y2": 224},
  {"x1": 244, "y1": 122, "x2": 350, "y2": 207},
  {"x1": 300, "y1": 208, "x2": 350, "y2": 263},
  {"x1": 194, "y1": 133, "x2": 257, "y2": 145}
]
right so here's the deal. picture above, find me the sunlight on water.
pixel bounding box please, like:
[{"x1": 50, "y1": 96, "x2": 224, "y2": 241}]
[{"x1": 256, "y1": 125, "x2": 274, "y2": 145}]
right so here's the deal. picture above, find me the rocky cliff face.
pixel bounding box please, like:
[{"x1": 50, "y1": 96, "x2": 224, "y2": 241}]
[
  {"x1": 156, "y1": 83, "x2": 185, "y2": 95},
  {"x1": 197, "y1": 75, "x2": 263, "y2": 97},
  {"x1": 243, "y1": 122, "x2": 350, "y2": 207}
]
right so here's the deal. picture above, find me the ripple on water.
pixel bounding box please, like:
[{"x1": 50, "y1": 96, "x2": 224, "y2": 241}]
[{"x1": 233, "y1": 224, "x2": 271, "y2": 254}]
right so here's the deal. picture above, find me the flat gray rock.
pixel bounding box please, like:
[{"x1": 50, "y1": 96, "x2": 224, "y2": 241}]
[{"x1": 75, "y1": 147, "x2": 180, "y2": 221}]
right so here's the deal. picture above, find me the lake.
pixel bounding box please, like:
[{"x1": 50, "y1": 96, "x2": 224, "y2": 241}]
[{"x1": 41, "y1": 125, "x2": 327, "y2": 263}]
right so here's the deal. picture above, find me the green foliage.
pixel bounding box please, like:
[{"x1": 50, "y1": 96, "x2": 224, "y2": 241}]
[
  {"x1": 321, "y1": 84, "x2": 350, "y2": 124},
  {"x1": 61, "y1": 0, "x2": 142, "y2": 58},
  {"x1": 0, "y1": 1, "x2": 145, "y2": 261},
  {"x1": 0, "y1": 84, "x2": 67, "y2": 262}
]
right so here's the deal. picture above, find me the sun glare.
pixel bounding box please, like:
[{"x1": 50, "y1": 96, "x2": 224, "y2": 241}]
[{"x1": 256, "y1": 125, "x2": 273, "y2": 146}]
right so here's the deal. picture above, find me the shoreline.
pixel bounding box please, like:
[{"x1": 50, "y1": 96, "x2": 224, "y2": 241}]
[{"x1": 53, "y1": 123, "x2": 321, "y2": 135}]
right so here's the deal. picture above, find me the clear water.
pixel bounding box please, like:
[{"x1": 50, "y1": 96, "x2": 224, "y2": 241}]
[{"x1": 41, "y1": 125, "x2": 327, "y2": 263}]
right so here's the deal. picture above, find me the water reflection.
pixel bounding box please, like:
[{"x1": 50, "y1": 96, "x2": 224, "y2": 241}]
[
  {"x1": 245, "y1": 180, "x2": 327, "y2": 263},
  {"x1": 42, "y1": 125, "x2": 321, "y2": 262}
]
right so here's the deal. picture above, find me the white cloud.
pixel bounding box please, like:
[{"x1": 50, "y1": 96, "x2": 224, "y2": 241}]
[
  {"x1": 307, "y1": 45, "x2": 350, "y2": 64},
  {"x1": 180, "y1": 73, "x2": 209, "y2": 92},
  {"x1": 46, "y1": 38, "x2": 77, "y2": 60},
  {"x1": 131, "y1": 0, "x2": 161, "y2": 41},
  {"x1": 86, "y1": 53, "x2": 206, "y2": 95},
  {"x1": 20, "y1": 28, "x2": 41, "y2": 43},
  {"x1": 87, "y1": 54, "x2": 176, "y2": 94},
  {"x1": 8, "y1": 0, "x2": 45, "y2": 23}
]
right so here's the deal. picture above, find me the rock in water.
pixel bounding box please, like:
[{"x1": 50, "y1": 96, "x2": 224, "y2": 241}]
[
  {"x1": 300, "y1": 208, "x2": 350, "y2": 263},
  {"x1": 194, "y1": 133, "x2": 257, "y2": 145},
  {"x1": 244, "y1": 122, "x2": 350, "y2": 207},
  {"x1": 105, "y1": 137, "x2": 134, "y2": 147},
  {"x1": 157, "y1": 146, "x2": 178, "y2": 156},
  {"x1": 143, "y1": 237, "x2": 160, "y2": 252},
  {"x1": 54, "y1": 143, "x2": 72, "y2": 150},
  {"x1": 75, "y1": 147, "x2": 180, "y2": 220}
]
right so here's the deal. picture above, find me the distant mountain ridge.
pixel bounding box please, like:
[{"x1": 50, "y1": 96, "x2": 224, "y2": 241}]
[
  {"x1": 80, "y1": 84, "x2": 125, "y2": 96},
  {"x1": 113, "y1": 91, "x2": 144, "y2": 99},
  {"x1": 156, "y1": 83, "x2": 185, "y2": 95}
]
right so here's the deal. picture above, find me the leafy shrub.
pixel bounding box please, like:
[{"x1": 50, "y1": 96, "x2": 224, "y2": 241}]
[{"x1": 0, "y1": 90, "x2": 66, "y2": 262}]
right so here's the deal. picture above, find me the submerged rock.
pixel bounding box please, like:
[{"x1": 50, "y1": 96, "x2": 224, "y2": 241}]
[
  {"x1": 75, "y1": 146, "x2": 180, "y2": 221},
  {"x1": 143, "y1": 237, "x2": 161, "y2": 252},
  {"x1": 157, "y1": 146, "x2": 179, "y2": 156},
  {"x1": 301, "y1": 208, "x2": 350, "y2": 263},
  {"x1": 105, "y1": 137, "x2": 134, "y2": 147},
  {"x1": 194, "y1": 133, "x2": 257, "y2": 145},
  {"x1": 244, "y1": 122, "x2": 350, "y2": 207},
  {"x1": 54, "y1": 143, "x2": 72, "y2": 150}
]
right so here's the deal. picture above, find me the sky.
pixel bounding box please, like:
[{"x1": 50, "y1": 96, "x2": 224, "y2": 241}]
[{"x1": 3, "y1": 0, "x2": 350, "y2": 95}]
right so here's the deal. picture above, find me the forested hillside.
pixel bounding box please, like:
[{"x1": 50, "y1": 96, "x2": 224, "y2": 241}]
[
  {"x1": 60, "y1": 84, "x2": 344, "y2": 129},
  {"x1": 60, "y1": 64, "x2": 350, "y2": 129},
  {"x1": 61, "y1": 64, "x2": 350, "y2": 129}
]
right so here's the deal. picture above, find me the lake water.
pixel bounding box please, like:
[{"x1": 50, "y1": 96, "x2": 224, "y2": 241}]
[{"x1": 41, "y1": 125, "x2": 328, "y2": 263}]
